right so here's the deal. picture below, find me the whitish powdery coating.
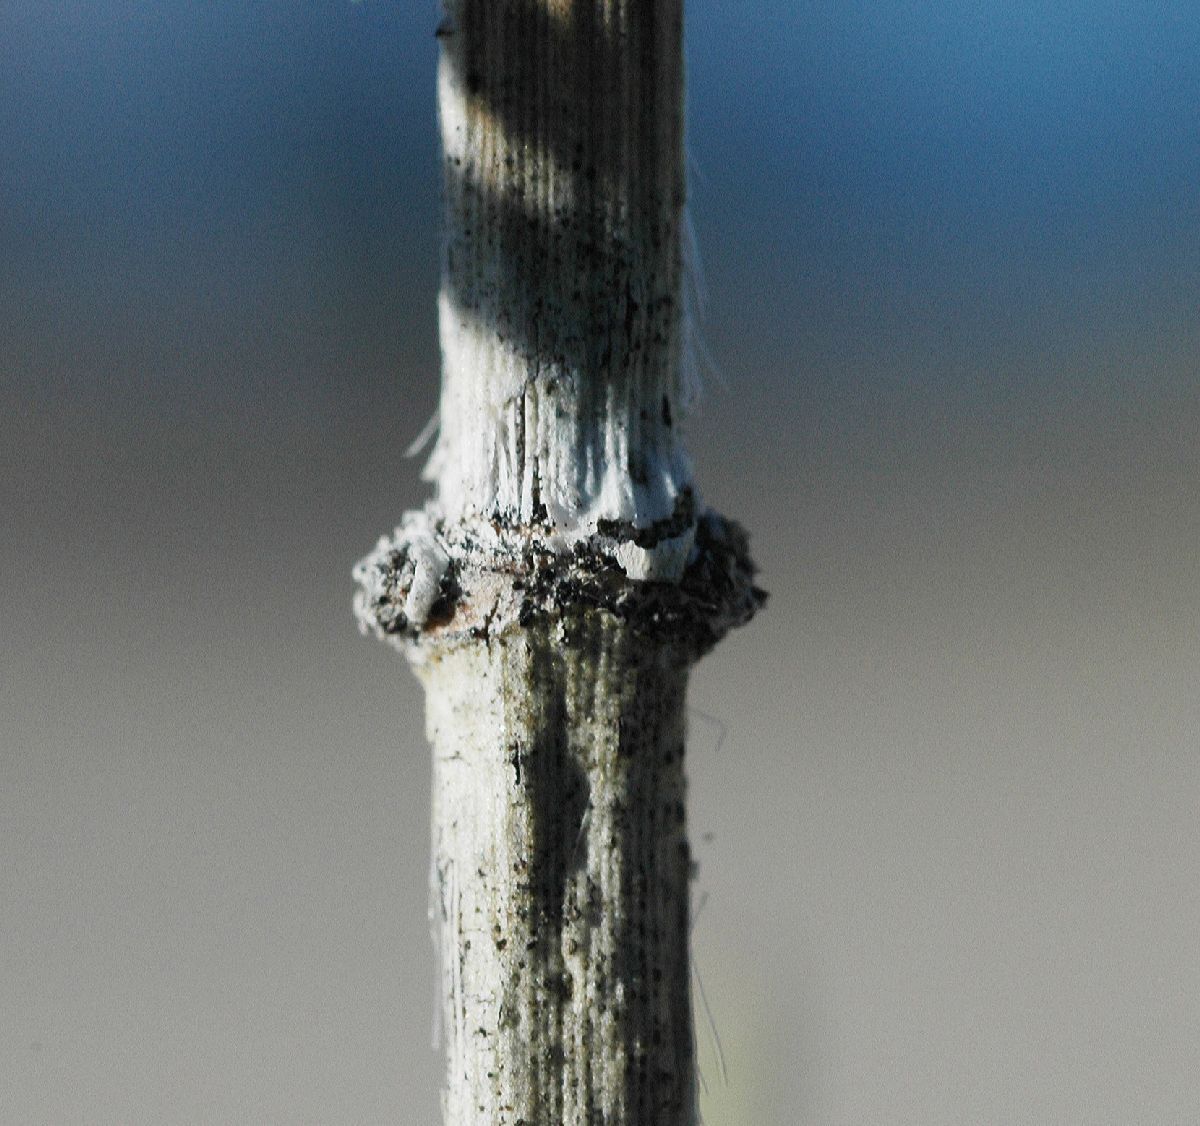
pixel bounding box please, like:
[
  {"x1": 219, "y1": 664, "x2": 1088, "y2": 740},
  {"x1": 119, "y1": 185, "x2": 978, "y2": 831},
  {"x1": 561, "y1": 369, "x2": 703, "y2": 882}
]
[{"x1": 425, "y1": 0, "x2": 694, "y2": 539}]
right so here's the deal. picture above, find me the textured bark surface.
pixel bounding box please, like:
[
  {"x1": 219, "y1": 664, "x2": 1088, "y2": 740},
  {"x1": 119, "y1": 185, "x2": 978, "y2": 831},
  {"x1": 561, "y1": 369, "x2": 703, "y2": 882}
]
[
  {"x1": 354, "y1": 2, "x2": 763, "y2": 1123},
  {"x1": 430, "y1": 0, "x2": 692, "y2": 534},
  {"x1": 420, "y1": 617, "x2": 693, "y2": 1124},
  {"x1": 355, "y1": 515, "x2": 761, "y2": 1124}
]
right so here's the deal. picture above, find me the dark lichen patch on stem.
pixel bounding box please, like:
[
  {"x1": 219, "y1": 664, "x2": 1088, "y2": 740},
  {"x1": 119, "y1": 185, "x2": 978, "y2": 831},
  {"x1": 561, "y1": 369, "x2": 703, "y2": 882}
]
[{"x1": 595, "y1": 488, "x2": 694, "y2": 549}]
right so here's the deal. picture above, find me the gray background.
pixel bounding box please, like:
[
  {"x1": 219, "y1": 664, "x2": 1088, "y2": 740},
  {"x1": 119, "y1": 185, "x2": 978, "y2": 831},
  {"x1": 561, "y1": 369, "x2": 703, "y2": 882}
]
[{"x1": 3, "y1": 1, "x2": 1199, "y2": 1122}]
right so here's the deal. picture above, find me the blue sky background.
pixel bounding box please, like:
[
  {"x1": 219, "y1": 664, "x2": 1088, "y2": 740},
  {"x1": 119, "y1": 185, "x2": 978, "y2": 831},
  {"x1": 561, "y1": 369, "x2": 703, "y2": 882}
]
[
  {"x1": 3, "y1": 3, "x2": 1199, "y2": 1123},
  {"x1": 6, "y1": 1, "x2": 1199, "y2": 415}
]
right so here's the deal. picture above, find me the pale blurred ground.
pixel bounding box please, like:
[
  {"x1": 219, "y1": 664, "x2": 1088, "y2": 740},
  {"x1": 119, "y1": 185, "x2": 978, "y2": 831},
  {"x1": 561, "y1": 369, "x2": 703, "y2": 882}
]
[{"x1": 4, "y1": 3, "x2": 1200, "y2": 1124}]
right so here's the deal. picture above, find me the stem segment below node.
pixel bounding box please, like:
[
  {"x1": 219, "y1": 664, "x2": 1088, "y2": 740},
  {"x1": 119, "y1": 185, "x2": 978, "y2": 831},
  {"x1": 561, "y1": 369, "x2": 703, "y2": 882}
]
[{"x1": 422, "y1": 615, "x2": 693, "y2": 1125}]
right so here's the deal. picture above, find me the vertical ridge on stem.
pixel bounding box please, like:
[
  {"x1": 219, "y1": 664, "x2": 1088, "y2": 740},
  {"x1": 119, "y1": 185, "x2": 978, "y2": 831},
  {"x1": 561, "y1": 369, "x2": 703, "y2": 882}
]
[
  {"x1": 430, "y1": 0, "x2": 690, "y2": 537},
  {"x1": 421, "y1": 616, "x2": 694, "y2": 1124}
]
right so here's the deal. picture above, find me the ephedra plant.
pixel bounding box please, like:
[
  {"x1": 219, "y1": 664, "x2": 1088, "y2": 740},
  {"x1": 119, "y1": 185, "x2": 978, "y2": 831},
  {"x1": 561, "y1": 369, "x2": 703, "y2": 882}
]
[{"x1": 354, "y1": 2, "x2": 763, "y2": 1122}]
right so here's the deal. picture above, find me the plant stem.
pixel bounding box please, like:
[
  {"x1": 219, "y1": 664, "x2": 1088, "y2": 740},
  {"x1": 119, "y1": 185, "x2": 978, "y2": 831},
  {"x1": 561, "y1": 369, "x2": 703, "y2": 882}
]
[
  {"x1": 430, "y1": 0, "x2": 691, "y2": 540},
  {"x1": 354, "y1": 3, "x2": 762, "y2": 1122},
  {"x1": 423, "y1": 615, "x2": 692, "y2": 1123}
]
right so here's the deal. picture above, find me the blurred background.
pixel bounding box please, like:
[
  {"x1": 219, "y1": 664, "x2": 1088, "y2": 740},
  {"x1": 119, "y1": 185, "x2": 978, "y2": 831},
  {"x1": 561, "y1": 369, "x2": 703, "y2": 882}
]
[{"x1": 3, "y1": 1, "x2": 1199, "y2": 1122}]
